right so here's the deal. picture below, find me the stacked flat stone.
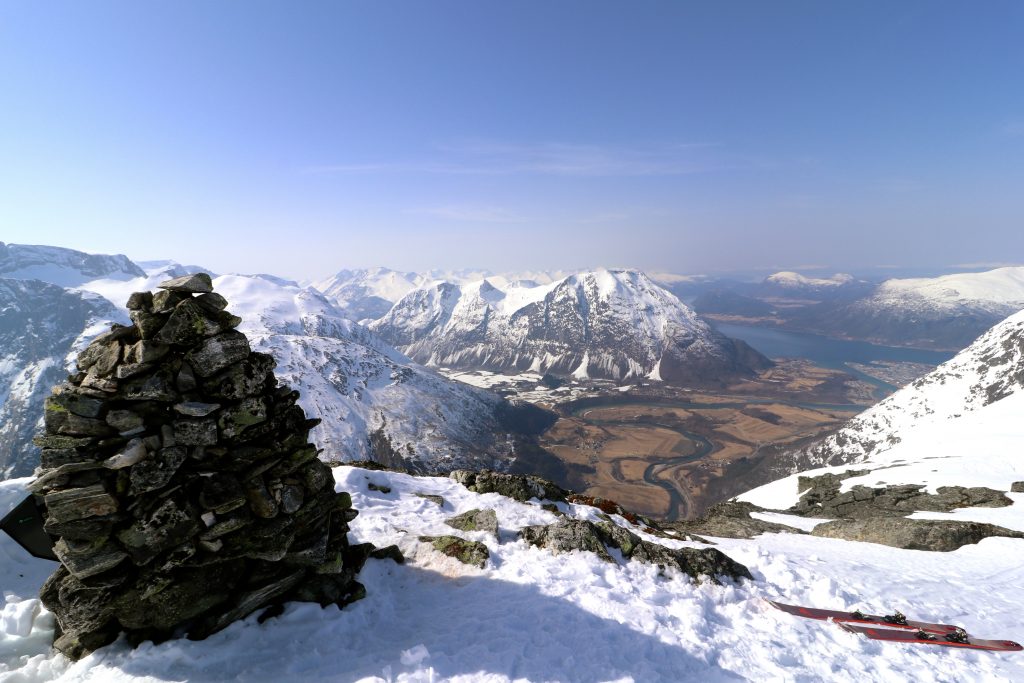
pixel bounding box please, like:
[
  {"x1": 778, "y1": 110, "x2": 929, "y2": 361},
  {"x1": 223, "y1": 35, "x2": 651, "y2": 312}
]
[{"x1": 30, "y1": 273, "x2": 367, "y2": 660}]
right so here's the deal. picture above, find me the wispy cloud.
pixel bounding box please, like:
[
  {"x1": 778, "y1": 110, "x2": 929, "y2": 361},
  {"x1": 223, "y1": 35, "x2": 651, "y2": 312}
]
[
  {"x1": 304, "y1": 140, "x2": 736, "y2": 177},
  {"x1": 405, "y1": 204, "x2": 525, "y2": 223},
  {"x1": 999, "y1": 120, "x2": 1024, "y2": 137}
]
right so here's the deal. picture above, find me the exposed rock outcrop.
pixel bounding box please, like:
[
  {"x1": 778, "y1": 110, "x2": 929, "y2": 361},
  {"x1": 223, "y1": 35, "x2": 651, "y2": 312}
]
[
  {"x1": 667, "y1": 500, "x2": 805, "y2": 540},
  {"x1": 519, "y1": 518, "x2": 752, "y2": 584},
  {"x1": 30, "y1": 274, "x2": 367, "y2": 660},
  {"x1": 789, "y1": 471, "x2": 1012, "y2": 519},
  {"x1": 445, "y1": 508, "x2": 498, "y2": 536},
  {"x1": 811, "y1": 518, "x2": 1024, "y2": 551},
  {"x1": 450, "y1": 469, "x2": 569, "y2": 503}
]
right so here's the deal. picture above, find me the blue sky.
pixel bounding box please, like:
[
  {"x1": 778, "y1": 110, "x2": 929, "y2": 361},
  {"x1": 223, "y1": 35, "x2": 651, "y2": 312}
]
[{"x1": 1, "y1": 1, "x2": 1022, "y2": 279}]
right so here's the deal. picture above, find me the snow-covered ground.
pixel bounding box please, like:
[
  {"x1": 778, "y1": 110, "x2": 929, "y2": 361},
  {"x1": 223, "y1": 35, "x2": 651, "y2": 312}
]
[{"x1": 3, "y1": 463, "x2": 1023, "y2": 682}]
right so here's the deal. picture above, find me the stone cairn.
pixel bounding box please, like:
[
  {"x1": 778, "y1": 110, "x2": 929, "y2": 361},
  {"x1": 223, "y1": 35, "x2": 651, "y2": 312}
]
[{"x1": 29, "y1": 273, "x2": 368, "y2": 660}]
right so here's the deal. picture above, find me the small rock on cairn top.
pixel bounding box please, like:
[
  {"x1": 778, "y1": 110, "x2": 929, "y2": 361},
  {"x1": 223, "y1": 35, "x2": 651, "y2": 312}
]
[{"x1": 30, "y1": 273, "x2": 369, "y2": 660}]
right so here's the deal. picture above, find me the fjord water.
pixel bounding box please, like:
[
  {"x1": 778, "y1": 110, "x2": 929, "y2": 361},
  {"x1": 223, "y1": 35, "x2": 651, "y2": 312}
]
[{"x1": 712, "y1": 322, "x2": 955, "y2": 393}]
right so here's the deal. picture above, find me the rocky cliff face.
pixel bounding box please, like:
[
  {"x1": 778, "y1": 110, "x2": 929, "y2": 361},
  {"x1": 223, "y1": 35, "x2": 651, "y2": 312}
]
[
  {"x1": 0, "y1": 279, "x2": 118, "y2": 478},
  {"x1": 30, "y1": 273, "x2": 371, "y2": 660},
  {"x1": 371, "y1": 269, "x2": 772, "y2": 385}
]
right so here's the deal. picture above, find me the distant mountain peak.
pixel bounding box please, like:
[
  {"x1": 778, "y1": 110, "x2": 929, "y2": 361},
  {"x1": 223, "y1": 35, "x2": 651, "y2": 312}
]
[{"x1": 371, "y1": 269, "x2": 771, "y2": 384}]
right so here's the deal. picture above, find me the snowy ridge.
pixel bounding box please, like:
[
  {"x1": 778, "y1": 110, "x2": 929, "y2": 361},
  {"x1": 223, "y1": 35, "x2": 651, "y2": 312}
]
[
  {"x1": 211, "y1": 274, "x2": 522, "y2": 471},
  {"x1": 867, "y1": 266, "x2": 1024, "y2": 316},
  {"x1": 788, "y1": 308, "x2": 1024, "y2": 469},
  {"x1": 371, "y1": 269, "x2": 770, "y2": 384},
  {"x1": 0, "y1": 242, "x2": 145, "y2": 287}
]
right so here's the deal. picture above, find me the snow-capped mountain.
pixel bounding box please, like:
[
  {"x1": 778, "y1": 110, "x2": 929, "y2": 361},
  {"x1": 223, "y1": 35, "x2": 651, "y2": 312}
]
[
  {"x1": 211, "y1": 274, "x2": 546, "y2": 471},
  {"x1": 0, "y1": 245, "x2": 553, "y2": 480},
  {"x1": 313, "y1": 267, "x2": 432, "y2": 322},
  {"x1": 0, "y1": 279, "x2": 117, "y2": 477},
  {"x1": 370, "y1": 269, "x2": 772, "y2": 384},
  {"x1": 816, "y1": 266, "x2": 1024, "y2": 349},
  {"x1": 786, "y1": 307, "x2": 1024, "y2": 470},
  {"x1": 311, "y1": 267, "x2": 574, "y2": 322},
  {"x1": 758, "y1": 271, "x2": 870, "y2": 300},
  {"x1": 0, "y1": 242, "x2": 145, "y2": 287}
]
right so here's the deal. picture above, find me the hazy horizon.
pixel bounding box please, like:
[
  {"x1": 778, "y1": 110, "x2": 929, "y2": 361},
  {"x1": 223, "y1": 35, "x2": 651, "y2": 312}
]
[{"x1": 2, "y1": 2, "x2": 1022, "y2": 280}]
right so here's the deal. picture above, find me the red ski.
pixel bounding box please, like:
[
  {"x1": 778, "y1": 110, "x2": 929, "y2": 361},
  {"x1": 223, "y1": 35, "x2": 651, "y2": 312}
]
[
  {"x1": 837, "y1": 622, "x2": 1023, "y2": 652},
  {"x1": 766, "y1": 599, "x2": 960, "y2": 634}
]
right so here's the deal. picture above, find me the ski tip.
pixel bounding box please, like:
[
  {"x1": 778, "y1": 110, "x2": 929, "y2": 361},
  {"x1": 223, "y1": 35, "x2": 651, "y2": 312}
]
[{"x1": 835, "y1": 622, "x2": 857, "y2": 634}]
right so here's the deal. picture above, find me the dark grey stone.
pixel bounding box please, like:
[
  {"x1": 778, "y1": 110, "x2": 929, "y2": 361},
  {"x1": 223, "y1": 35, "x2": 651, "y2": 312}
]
[
  {"x1": 106, "y1": 409, "x2": 144, "y2": 433},
  {"x1": 195, "y1": 292, "x2": 228, "y2": 312},
  {"x1": 44, "y1": 485, "x2": 119, "y2": 523},
  {"x1": 1011, "y1": 481, "x2": 1024, "y2": 493},
  {"x1": 449, "y1": 469, "x2": 568, "y2": 502},
  {"x1": 151, "y1": 289, "x2": 188, "y2": 313},
  {"x1": 174, "y1": 401, "x2": 221, "y2": 417},
  {"x1": 129, "y1": 446, "x2": 188, "y2": 495},
  {"x1": 199, "y1": 473, "x2": 247, "y2": 514},
  {"x1": 129, "y1": 309, "x2": 164, "y2": 339},
  {"x1": 154, "y1": 299, "x2": 227, "y2": 346},
  {"x1": 158, "y1": 272, "x2": 214, "y2": 293},
  {"x1": 445, "y1": 508, "x2": 498, "y2": 536},
  {"x1": 53, "y1": 538, "x2": 128, "y2": 579},
  {"x1": 418, "y1": 535, "x2": 489, "y2": 568},
  {"x1": 201, "y1": 352, "x2": 275, "y2": 400},
  {"x1": 125, "y1": 291, "x2": 152, "y2": 310},
  {"x1": 185, "y1": 331, "x2": 251, "y2": 378},
  {"x1": 116, "y1": 498, "x2": 200, "y2": 565},
  {"x1": 173, "y1": 418, "x2": 218, "y2": 446},
  {"x1": 811, "y1": 518, "x2": 1024, "y2": 551}
]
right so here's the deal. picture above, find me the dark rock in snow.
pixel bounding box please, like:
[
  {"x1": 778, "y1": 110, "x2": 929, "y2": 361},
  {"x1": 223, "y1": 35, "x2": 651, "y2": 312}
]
[
  {"x1": 31, "y1": 276, "x2": 367, "y2": 660},
  {"x1": 445, "y1": 508, "x2": 499, "y2": 536},
  {"x1": 419, "y1": 535, "x2": 490, "y2": 568},
  {"x1": 811, "y1": 518, "x2": 1024, "y2": 551}
]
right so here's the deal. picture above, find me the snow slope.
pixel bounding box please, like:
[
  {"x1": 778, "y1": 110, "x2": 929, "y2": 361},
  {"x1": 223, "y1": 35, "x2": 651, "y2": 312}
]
[
  {"x1": 789, "y1": 308, "x2": 1024, "y2": 469},
  {"x1": 2, "y1": 460, "x2": 1023, "y2": 682},
  {"x1": 872, "y1": 267, "x2": 1024, "y2": 316},
  {"x1": 371, "y1": 269, "x2": 771, "y2": 384}
]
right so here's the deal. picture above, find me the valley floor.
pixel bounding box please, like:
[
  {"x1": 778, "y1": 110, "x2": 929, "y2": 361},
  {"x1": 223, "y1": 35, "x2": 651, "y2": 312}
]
[
  {"x1": 3, "y1": 467, "x2": 1023, "y2": 682},
  {"x1": 450, "y1": 360, "x2": 874, "y2": 521}
]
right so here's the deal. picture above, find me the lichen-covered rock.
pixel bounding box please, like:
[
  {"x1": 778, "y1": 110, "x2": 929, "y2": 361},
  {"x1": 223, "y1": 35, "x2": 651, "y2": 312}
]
[
  {"x1": 419, "y1": 535, "x2": 490, "y2": 568},
  {"x1": 445, "y1": 508, "x2": 498, "y2": 536},
  {"x1": 519, "y1": 518, "x2": 752, "y2": 584},
  {"x1": 790, "y1": 471, "x2": 1012, "y2": 519},
  {"x1": 666, "y1": 500, "x2": 805, "y2": 540},
  {"x1": 31, "y1": 275, "x2": 366, "y2": 660},
  {"x1": 449, "y1": 469, "x2": 568, "y2": 502},
  {"x1": 811, "y1": 518, "x2": 1024, "y2": 551},
  {"x1": 1011, "y1": 481, "x2": 1024, "y2": 493}
]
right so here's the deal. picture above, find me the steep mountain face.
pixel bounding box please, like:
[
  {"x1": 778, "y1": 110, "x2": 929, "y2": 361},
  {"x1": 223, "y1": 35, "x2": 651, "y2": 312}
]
[
  {"x1": 0, "y1": 242, "x2": 145, "y2": 286},
  {"x1": 196, "y1": 275, "x2": 551, "y2": 472},
  {"x1": 0, "y1": 279, "x2": 117, "y2": 477},
  {"x1": 786, "y1": 308, "x2": 1024, "y2": 470},
  {"x1": 814, "y1": 267, "x2": 1024, "y2": 350},
  {"x1": 371, "y1": 269, "x2": 772, "y2": 384}
]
